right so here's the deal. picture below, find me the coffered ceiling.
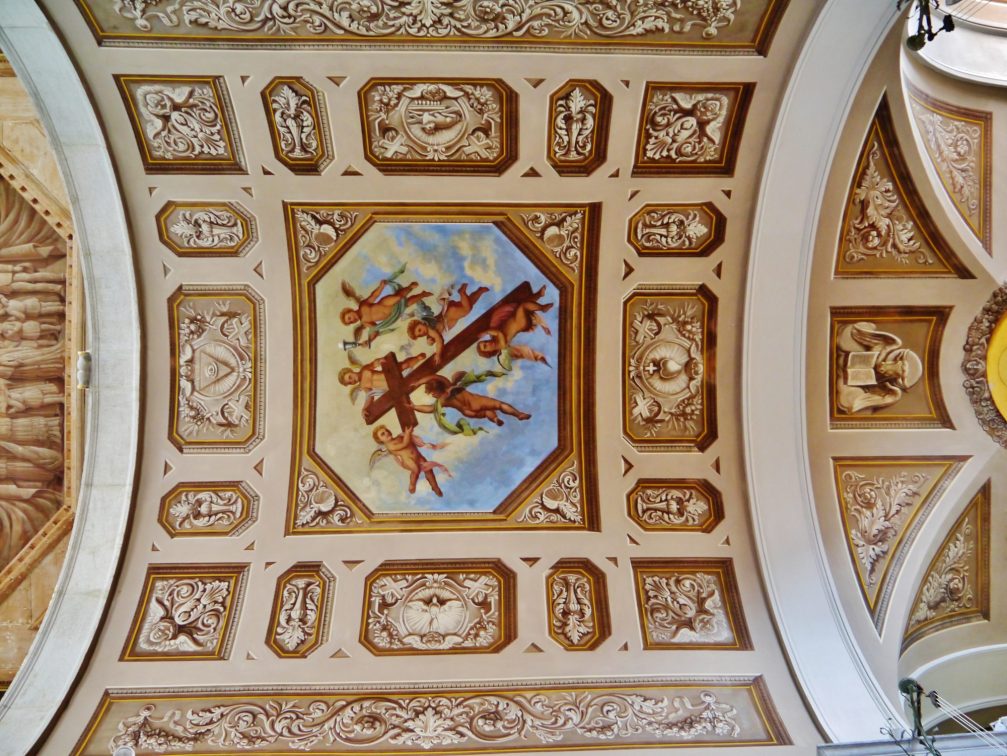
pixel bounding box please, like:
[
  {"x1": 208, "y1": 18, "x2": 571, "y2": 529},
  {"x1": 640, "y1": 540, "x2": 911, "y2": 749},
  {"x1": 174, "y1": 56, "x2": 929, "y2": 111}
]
[{"x1": 0, "y1": 0, "x2": 1004, "y2": 752}]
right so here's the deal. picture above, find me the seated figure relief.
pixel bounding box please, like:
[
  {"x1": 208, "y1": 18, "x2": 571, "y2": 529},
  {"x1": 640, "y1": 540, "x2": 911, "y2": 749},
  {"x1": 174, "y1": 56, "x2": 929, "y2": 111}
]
[{"x1": 836, "y1": 321, "x2": 923, "y2": 414}]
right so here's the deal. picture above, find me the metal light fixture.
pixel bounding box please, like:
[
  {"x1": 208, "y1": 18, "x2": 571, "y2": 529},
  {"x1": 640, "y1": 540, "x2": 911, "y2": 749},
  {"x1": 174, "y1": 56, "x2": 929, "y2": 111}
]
[{"x1": 897, "y1": 0, "x2": 956, "y2": 51}]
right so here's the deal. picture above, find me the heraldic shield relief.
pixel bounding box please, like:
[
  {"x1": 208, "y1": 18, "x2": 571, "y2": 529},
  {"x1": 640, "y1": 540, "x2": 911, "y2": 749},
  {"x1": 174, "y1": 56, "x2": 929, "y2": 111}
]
[{"x1": 286, "y1": 203, "x2": 598, "y2": 532}]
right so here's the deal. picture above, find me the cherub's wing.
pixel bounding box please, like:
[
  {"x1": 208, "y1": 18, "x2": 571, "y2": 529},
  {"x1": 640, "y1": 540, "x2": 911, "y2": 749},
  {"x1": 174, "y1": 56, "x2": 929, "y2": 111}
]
[
  {"x1": 353, "y1": 324, "x2": 366, "y2": 343},
  {"x1": 347, "y1": 351, "x2": 362, "y2": 367},
  {"x1": 368, "y1": 447, "x2": 391, "y2": 471},
  {"x1": 349, "y1": 386, "x2": 362, "y2": 405},
  {"x1": 413, "y1": 299, "x2": 437, "y2": 326},
  {"x1": 449, "y1": 370, "x2": 468, "y2": 385},
  {"x1": 341, "y1": 280, "x2": 361, "y2": 303}
]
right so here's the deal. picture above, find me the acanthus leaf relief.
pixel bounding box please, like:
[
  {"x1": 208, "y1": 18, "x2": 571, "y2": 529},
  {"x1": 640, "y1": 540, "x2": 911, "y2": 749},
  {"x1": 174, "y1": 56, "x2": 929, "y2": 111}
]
[
  {"x1": 361, "y1": 79, "x2": 516, "y2": 175},
  {"x1": 292, "y1": 207, "x2": 359, "y2": 271},
  {"x1": 115, "y1": 75, "x2": 245, "y2": 173},
  {"x1": 88, "y1": 678, "x2": 790, "y2": 754},
  {"x1": 159, "y1": 481, "x2": 256, "y2": 537},
  {"x1": 519, "y1": 210, "x2": 584, "y2": 275},
  {"x1": 262, "y1": 77, "x2": 333, "y2": 174},
  {"x1": 545, "y1": 559, "x2": 610, "y2": 651},
  {"x1": 633, "y1": 559, "x2": 750, "y2": 650},
  {"x1": 158, "y1": 202, "x2": 257, "y2": 258},
  {"x1": 547, "y1": 81, "x2": 610, "y2": 177},
  {"x1": 903, "y1": 483, "x2": 990, "y2": 652},
  {"x1": 628, "y1": 202, "x2": 725, "y2": 257},
  {"x1": 624, "y1": 286, "x2": 716, "y2": 451},
  {"x1": 515, "y1": 461, "x2": 582, "y2": 525},
  {"x1": 84, "y1": 0, "x2": 789, "y2": 54},
  {"x1": 292, "y1": 468, "x2": 358, "y2": 530},
  {"x1": 362, "y1": 561, "x2": 515, "y2": 654},
  {"x1": 843, "y1": 142, "x2": 929, "y2": 266},
  {"x1": 832, "y1": 457, "x2": 964, "y2": 629},
  {"x1": 633, "y1": 84, "x2": 752, "y2": 176},
  {"x1": 122, "y1": 565, "x2": 246, "y2": 660},
  {"x1": 628, "y1": 479, "x2": 723, "y2": 532},
  {"x1": 907, "y1": 86, "x2": 990, "y2": 252},
  {"x1": 266, "y1": 562, "x2": 334, "y2": 658},
  {"x1": 169, "y1": 286, "x2": 264, "y2": 452},
  {"x1": 835, "y1": 97, "x2": 971, "y2": 278},
  {"x1": 841, "y1": 469, "x2": 928, "y2": 590}
]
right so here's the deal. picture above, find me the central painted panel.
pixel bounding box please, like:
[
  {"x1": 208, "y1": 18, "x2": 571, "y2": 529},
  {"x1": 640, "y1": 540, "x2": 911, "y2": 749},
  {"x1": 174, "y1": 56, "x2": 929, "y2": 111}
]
[
  {"x1": 315, "y1": 222, "x2": 559, "y2": 513},
  {"x1": 286, "y1": 203, "x2": 598, "y2": 532}
]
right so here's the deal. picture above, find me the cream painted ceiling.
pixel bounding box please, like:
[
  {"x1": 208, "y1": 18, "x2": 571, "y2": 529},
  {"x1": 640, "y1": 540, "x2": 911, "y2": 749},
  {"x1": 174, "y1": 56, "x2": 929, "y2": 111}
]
[{"x1": 0, "y1": 0, "x2": 1005, "y2": 753}]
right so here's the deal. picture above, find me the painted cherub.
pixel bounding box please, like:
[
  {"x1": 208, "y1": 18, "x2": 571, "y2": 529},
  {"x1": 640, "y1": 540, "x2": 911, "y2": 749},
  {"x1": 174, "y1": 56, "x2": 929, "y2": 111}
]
[
  {"x1": 411, "y1": 371, "x2": 531, "y2": 429},
  {"x1": 408, "y1": 282, "x2": 490, "y2": 359},
  {"x1": 370, "y1": 424, "x2": 450, "y2": 497},
  {"x1": 338, "y1": 352, "x2": 426, "y2": 411},
  {"x1": 341, "y1": 265, "x2": 432, "y2": 345},
  {"x1": 476, "y1": 285, "x2": 553, "y2": 364}
]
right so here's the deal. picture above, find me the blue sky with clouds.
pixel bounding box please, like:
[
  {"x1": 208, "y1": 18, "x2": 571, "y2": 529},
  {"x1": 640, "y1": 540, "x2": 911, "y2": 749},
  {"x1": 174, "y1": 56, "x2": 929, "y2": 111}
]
[{"x1": 315, "y1": 222, "x2": 559, "y2": 513}]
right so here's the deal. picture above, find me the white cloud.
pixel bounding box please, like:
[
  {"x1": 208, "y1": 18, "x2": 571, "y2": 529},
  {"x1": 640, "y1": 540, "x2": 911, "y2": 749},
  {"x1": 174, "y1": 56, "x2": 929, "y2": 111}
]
[{"x1": 455, "y1": 229, "x2": 503, "y2": 290}]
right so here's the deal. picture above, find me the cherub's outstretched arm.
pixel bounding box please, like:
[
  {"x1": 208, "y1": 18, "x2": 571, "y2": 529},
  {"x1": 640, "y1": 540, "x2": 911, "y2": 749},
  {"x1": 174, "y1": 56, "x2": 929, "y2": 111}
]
[{"x1": 363, "y1": 280, "x2": 388, "y2": 304}]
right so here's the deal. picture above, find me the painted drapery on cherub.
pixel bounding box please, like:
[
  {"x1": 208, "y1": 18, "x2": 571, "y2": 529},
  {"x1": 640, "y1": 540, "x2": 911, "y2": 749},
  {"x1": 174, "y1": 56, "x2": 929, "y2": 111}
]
[{"x1": 316, "y1": 223, "x2": 559, "y2": 513}]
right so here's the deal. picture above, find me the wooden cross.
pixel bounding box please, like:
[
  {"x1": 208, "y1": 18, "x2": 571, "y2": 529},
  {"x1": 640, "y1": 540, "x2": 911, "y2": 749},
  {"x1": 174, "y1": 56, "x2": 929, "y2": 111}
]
[{"x1": 362, "y1": 281, "x2": 533, "y2": 427}]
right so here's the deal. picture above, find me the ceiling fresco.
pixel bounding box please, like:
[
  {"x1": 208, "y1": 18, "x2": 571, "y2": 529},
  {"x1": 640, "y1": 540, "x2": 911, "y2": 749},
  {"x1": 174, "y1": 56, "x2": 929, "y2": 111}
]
[
  {"x1": 25, "y1": 0, "x2": 831, "y2": 747},
  {"x1": 4, "y1": 0, "x2": 1007, "y2": 752}
]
